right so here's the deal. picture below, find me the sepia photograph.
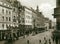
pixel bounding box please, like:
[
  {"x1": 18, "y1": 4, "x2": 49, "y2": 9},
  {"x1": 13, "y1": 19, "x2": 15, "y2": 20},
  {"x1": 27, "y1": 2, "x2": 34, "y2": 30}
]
[{"x1": 0, "y1": 0, "x2": 59, "y2": 44}]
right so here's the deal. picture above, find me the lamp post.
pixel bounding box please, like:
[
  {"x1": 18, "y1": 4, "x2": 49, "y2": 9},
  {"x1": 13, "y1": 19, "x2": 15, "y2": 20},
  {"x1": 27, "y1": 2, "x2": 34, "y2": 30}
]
[{"x1": 33, "y1": 19, "x2": 36, "y2": 35}]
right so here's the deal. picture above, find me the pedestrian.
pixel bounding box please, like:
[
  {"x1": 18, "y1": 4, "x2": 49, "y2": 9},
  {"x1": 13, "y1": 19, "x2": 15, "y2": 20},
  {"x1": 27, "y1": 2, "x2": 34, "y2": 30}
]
[
  {"x1": 39, "y1": 40, "x2": 41, "y2": 44},
  {"x1": 44, "y1": 37, "x2": 47, "y2": 44},
  {"x1": 27, "y1": 40, "x2": 29, "y2": 44},
  {"x1": 44, "y1": 40, "x2": 47, "y2": 44},
  {"x1": 49, "y1": 39, "x2": 51, "y2": 44},
  {"x1": 51, "y1": 35, "x2": 54, "y2": 42},
  {"x1": 44, "y1": 37, "x2": 46, "y2": 40}
]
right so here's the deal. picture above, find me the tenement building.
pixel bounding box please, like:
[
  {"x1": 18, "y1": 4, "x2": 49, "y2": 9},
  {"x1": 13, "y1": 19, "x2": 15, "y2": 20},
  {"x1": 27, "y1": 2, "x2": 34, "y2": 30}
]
[
  {"x1": 31, "y1": 6, "x2": 45, "y2": 33},
  {"x1": 18, "y1": 6, "x2": 25, "y2": 35},
  {"x1": 0, "y1": 0, "x2": 12, "y2": 40},
  {"x1": 44, "y1": 18, "x2": 50, "y2": 30},
  {"x1": 0, "y1": 0, "x2": 18, "y2": 40},
  {"x1": 23, "y1": 6, "x2": 33, "y2": 34},
  {"x1": 0, "y1": 0, "x2": 52, "y2": 40}
]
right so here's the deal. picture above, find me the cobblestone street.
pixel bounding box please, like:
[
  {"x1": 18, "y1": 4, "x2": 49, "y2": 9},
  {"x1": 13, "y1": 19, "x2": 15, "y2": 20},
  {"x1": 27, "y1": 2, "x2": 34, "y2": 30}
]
[
  {"x1": 0, "y1": 0, "x2": 57, "y2": 44},
  {"x1": 0, "y1": 29, "x2": 54, "y2": 44}
]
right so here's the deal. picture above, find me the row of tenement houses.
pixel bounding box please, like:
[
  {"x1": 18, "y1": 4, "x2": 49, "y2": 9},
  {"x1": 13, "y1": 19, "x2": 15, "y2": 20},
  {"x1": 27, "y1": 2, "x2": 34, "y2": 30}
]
[{"x1": 0, "y1": 0, "x2": 52, "y2": 40}]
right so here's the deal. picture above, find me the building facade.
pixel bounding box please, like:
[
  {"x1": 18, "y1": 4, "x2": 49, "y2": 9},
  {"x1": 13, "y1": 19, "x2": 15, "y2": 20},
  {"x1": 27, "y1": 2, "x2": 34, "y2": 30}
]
[
  {"x1": 23, "y1": 6, "x2": 33, "y2": 34},
  {"x1": 0, "y1": 0, "x2": 12, "y2": 30},
  {"x1": 44, "y1": 18, "x2": 50, "y2": 30},
  {"x1": 0, "y1": 0, "x2": 18, "y2": 40},
  {"x1": 0, "y1": 0, "x2": 53, "y2": 40},
  {"x1": 53, "y1": 0, "x2": 60, "y2": 44},
  {"x1": 31, "y1": 6, "x2": 46, "y2": 34}
]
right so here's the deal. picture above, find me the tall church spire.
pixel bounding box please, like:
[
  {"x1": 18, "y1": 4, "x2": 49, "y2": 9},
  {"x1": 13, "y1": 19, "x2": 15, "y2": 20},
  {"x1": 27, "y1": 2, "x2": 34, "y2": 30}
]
[{"x1": 36, "y1": 5, "x2": 39, "y2": 12}]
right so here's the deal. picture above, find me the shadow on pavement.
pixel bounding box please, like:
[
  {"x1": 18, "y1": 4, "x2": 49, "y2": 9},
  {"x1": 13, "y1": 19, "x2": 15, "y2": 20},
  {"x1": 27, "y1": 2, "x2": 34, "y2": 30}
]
[{"x1": 4, "y1": 40, "x2": 15, "y2": 44}]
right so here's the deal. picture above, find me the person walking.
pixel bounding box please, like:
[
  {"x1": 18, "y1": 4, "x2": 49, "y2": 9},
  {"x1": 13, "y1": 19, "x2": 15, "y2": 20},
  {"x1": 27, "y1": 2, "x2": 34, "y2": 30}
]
[
  {"x1": 44, "y1": 40, "x2": 47, "y2": 44},
  {"x1": 27, "y1": 40, "x2": 29, "y2": 44},
  {"x1": 44, "y1": 37, "x2": 47, "y2": 44},
  {"x1": 39, "y1": 40, "x2": 41, "y2": 44},
  {"x1": 49, "y1": 39, "x2": 51, "y2": 44}
]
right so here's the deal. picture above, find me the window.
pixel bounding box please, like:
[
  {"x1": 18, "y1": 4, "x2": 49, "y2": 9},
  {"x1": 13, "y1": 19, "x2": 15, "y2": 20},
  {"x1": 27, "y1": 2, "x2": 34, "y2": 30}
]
[
  {"x1": 6, "y1": 24, "x2": 8, "y2": 28},
  {"x1": 6, "y1": 10, "x2": 8, "y2": 14},
  {"x1": 2, "y1": 16, "x2": 4, "y2": 21},
  {"x1": 9, "y1": 11, "x2": 11, "y2": 14},
  {"x1": 18, "y1": 21, "x2": 20, "y2": 23},
  {"x1": 9, "y1": 17, "x2": 11, "y2": 21},
  {"x1": 13, "y1": 8, "x2": 15, "y2": 11},
  {"x1": 2, "y1": 24, "x2": 4, "y2": 28},
  {"x1": 28, "y1": 16, "x2": 30, "y2": 19},
  {"x1": 26, "y1": 20, "x2": 27, "y2": 23},
  {"x1": 13, "y1": 16, "x2": 16, "y2": 22},
  {"x1": 6, "y1": 17, "x2": 8, "y2": 21},
  {"x1": 22, "y1": 18, "x2": 24, "y2": 23},
  {"x1": 2, "y1": 9, "x2": 4, "y2": 14},
  {"x1": 26, "y1": 16, "x2": 31, "y2": 19},
  {"x1": 28, "y1": 21, "x2": 30, "y2": 23},
  {"x1": 14, "y1": 16, "x2": 15, "y2": 19}
]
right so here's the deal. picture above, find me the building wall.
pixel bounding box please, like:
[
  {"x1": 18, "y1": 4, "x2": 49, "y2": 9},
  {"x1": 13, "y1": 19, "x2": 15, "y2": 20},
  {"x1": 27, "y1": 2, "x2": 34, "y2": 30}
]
[
  {"x1": 32, "y1": 8, "x2": 45, "y2": 29},
  {"x1": 20, "y1": 7, "x2": 33, "y2": 31},
  {"x1": 0, "y1": 1, "x2": 12, "y2": 30},
  {"x1": 0, "y1": 1, "x2": 18, "y2": 30},
  {"x1": 20, "y1": 9, "x2": 25, "y2": 25},
  {"x1": 45, "y1": 22, "x2": 49, "y2": 30},
  {"x1": 12, "y1": 7, "x2": 18, "y2": 27},
  {"x1": 25, "y1": 8, "x2": 33, "y2": 25}
]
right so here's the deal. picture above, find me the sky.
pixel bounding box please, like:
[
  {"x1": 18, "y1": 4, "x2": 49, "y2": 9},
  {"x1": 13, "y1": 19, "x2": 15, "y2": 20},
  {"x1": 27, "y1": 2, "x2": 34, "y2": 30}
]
[{"x1": 18, "y1": 0, "x2": 56, "y2": 22}]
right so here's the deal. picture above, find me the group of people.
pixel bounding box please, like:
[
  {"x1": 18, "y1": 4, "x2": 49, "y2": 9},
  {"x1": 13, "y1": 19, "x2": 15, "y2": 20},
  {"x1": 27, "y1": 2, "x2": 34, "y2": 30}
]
[{"x1": 39, "y1": 37, "x2": 51, "y2": 44}]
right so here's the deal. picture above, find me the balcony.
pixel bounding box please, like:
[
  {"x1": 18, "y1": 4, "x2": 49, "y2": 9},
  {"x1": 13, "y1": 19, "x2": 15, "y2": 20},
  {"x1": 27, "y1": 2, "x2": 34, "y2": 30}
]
[
  {"x1": 54, "y1": 7, "x2": 60, "y2": 14},
  {"x1": 53, "y1": 7, "x2": 60, "y2": 18}
]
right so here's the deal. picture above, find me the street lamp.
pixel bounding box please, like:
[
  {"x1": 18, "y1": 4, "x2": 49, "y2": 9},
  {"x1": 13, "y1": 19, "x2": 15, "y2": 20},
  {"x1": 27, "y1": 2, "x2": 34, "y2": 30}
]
[
  {"x1": 32, "y1": 19, "x2": 36, "y2": 35},
  {"x1": 33, "y1": 19, "x2": 35, "y2": 31}
]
